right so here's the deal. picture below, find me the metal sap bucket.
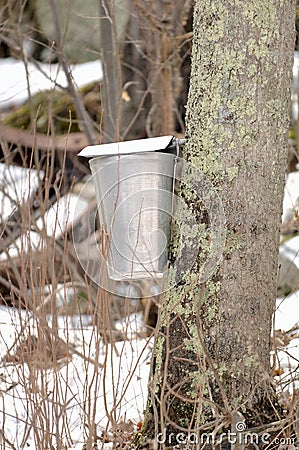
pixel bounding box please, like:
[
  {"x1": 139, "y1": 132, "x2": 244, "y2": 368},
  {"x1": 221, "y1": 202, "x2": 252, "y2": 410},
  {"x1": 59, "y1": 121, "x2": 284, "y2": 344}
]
[{"x1": 79, "y1": 136, "x2": 182, "y2": 282}]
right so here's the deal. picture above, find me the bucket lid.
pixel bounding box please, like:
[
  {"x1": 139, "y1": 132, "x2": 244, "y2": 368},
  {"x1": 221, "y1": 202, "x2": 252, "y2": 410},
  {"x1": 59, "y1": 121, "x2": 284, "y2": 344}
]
[{"x1": 78, "y1": 135, "x2": 175, "y2": 158}]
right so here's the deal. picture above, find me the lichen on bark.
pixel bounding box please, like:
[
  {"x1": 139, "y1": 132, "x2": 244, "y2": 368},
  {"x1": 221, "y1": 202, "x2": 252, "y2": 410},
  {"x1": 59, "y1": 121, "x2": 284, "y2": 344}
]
[{"x1": 137, "y1": 0, "x2": 296, "y2": 447}]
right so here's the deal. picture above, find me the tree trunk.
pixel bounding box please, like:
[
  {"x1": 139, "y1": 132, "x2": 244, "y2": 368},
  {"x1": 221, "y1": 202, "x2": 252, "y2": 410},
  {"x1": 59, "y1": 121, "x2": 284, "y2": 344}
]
[
  {"x1": 121, "y1": 0, "x2": 193, "y2": 139},
  {"x1": 137, "y1": 0, "x2": 296, "y2": 447},
  {"x1": 99, "y1": 0, "x2": 122, "y2": 143}
]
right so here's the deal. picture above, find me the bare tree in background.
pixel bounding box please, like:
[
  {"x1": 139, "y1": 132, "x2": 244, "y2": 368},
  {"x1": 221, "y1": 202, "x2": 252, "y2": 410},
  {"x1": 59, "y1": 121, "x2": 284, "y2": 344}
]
[
  {"x1": 99, "y1": 0, "x2": 122, "y2": 143},
  {"x1": 128, "y1": 0, "x2": 192, "y2": 137},
  {"x1": 0, "y1": 0, "x2": 193, "y2": 142}
]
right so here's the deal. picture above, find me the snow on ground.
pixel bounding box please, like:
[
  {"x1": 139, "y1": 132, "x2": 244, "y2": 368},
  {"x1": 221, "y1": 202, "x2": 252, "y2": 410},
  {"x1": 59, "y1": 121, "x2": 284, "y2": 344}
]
[
  {"x1": 0, "y1": 163, "x2": 44, "y2": 221},
  {"x1": 2, "y1": 292, "x2": 299, "y2": 449},
  {"x1": 0, "y1": 190, "x2": 90, "y2": 262},
  {"x1": 275, "y1": 292, "x2": 299, "y2": 393},
  {"x1": 275, "y1": 292, "x2": 299, "y2": 332},
  {"x1": 282, "y1": 171, "x2": 299, "y2": 222},
  {"x1": 0, "y1": 306, "x2": 151, "y2": 449},
  {"x1": 0, "y1": 57, "x2": 103, "y2": 110}
]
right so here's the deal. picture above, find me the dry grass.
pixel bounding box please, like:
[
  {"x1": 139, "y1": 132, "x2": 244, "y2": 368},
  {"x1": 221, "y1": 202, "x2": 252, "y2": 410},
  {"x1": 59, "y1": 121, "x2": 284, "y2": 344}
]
[{"x1": 0, "y1": 127, "x2": 151, "y2": 449}]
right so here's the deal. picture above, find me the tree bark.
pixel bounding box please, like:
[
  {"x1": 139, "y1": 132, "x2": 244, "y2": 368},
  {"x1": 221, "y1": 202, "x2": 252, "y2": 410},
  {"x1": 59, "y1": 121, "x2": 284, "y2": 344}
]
[
  {"x1": 137, "y1": 0, "x2": 296, "y2": 447},
  {"x1": 99, "y1": 0, "x2": 122, "y2": 143},
  {"x1": 121, "y1": 0, "x2": 193, "y2": 139}
]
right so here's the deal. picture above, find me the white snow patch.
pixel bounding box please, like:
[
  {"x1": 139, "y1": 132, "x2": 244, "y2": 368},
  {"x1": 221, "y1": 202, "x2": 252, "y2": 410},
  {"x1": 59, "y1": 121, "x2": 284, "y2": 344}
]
[
  {"x1": 0, "y1": 306, "x2": 151, "y2": 449},
  {"x1": 275, "y1": 292, "x2": 299, "y2": 332},
  {"x1": 0, "y1": 163, "x2": 44, "y2": 221},
  {"x1": 0, "y1": 57, "x2": 103, "y2": 109},
  {"x1": 282, "y1": 171, "x2": 299, "y2": 222}
]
